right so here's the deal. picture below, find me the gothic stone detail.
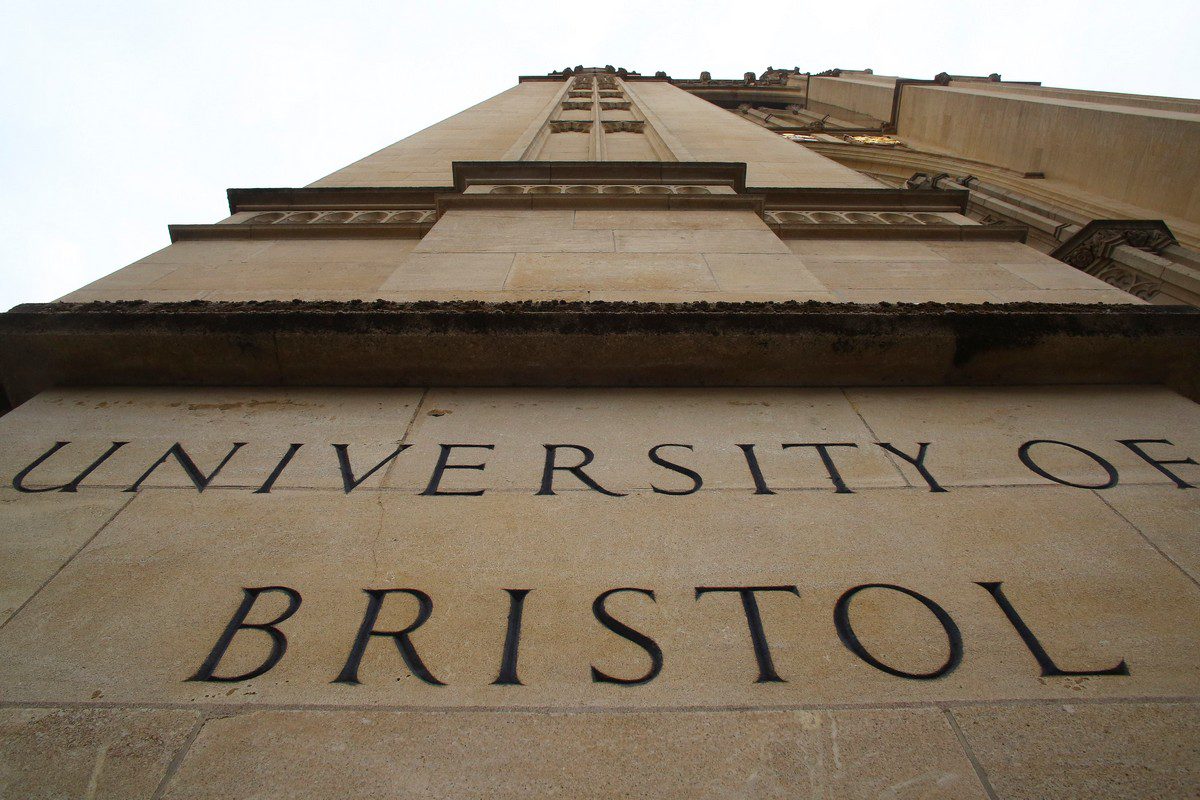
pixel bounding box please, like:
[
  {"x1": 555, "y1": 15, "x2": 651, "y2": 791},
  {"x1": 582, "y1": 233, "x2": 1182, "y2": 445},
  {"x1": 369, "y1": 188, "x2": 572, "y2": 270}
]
[
  {"x1": 488, "y1": 184, "x2": 712, "y2": 195},
  {"x1": 766, "y1": 210, "x2": 954, "y2": 226},
  {"x1": 1051, "y1": 220, "x2": 1178, "y2": 301},
  {"x1": 245, "y1": 210, "x2": 436, "y2": 225},
  {"x1": 602, "y1": 120, "x2": 645, "y2": 133},
  {"x1": 549, "y1": 120, "x2": 592, "y2": 133}
]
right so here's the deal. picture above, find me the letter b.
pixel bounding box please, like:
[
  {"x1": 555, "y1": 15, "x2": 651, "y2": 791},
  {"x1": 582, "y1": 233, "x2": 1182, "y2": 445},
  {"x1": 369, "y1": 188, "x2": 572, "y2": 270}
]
[{"x1": 187, "y1": 586, "x2": 302, "y2": 683}]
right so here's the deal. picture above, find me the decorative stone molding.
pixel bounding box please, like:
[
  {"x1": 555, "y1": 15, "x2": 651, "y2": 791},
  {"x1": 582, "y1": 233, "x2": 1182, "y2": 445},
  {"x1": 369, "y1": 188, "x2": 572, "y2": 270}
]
[
  {"x1": 549, "y1": 120, "x2": 592, "y2": 133},
  {"x1": 1051, "y1": 220, "x2": 1177, "y2": 301},
  {"x1": 245, "y1": 210, "x2": 436, "y2": 225},
  {"x1": 1090, "y1": 266, "x2": 1167, "y2": 301},
  {"x1": 600, "y1": 101, "x2": 631, "y2": 111},
  {"x1": 488, "y1": 184, "x2": 712, "y2": 195},
  {"x1": 765, "y1": 210, "x2": 955, "y2": 226},
  {"x1": 561, "y1": 101, "x2": 591, "y2": 111},
  {"x1": 601, "y1": 121, "x2": 645, "y2": 133}
]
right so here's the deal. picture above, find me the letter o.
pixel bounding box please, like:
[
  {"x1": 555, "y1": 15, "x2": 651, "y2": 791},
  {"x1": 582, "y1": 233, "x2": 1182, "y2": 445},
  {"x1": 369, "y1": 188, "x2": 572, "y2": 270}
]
[
  {"x1": 833, "y1": 583, "x2": 963, "y2": 680},
  {"x1": 1018, "y1": 439, "x2": 1118, "y2": 489}
]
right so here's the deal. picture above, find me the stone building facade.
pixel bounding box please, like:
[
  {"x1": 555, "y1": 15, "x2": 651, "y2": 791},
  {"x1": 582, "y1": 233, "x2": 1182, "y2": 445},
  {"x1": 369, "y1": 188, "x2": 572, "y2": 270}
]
[{"x1": 0, "y1": 66, "x2": 1198, "y2": 798}]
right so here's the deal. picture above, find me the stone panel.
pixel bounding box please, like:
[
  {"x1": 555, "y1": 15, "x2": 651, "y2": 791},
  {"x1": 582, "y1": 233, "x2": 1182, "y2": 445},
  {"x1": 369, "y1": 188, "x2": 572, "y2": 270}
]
[
  {"x1": 952, "y1": 702, "x2": 1200, "y2": 799},
  {"x1": 506, "y1": 252, "x2": 717, "y2": 291},
  {"x1": 0, "y1": 707, "x2": 199, "y2": 800},
  {"x1": 0, "y1": 489, "x2": 131, "y2": 624},
  {"x1": 160, "y1": 708, "x2": 985, "y2": 799},
  {"x1": 0, "y1": 484, "x2": 1195, "y2": 707},
  {"x1": 0, "y1": 387, "x2": 425, "y2": 492},
  {"x1": 1101, "y1": 485, "x2": 1200, "y2": 582},
  {"x1": 388, "y1": 387, "x2": 903, "y2": 492},
  {"x1": 845, "y1": 386, "x2": 1200, "y2": 488}
]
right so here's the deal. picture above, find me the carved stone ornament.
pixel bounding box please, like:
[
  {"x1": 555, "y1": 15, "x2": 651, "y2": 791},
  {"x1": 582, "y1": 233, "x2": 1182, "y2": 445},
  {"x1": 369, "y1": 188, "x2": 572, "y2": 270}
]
[
  {"x1": 550, "y1": 120, "x2": 592, "y2": 133},
  {"x1": 602, "y1": 121, "x2": 645, "y2": 133},
  {"x1": 1050, "y1": 220, "x2": 1177, "y2": 301}
]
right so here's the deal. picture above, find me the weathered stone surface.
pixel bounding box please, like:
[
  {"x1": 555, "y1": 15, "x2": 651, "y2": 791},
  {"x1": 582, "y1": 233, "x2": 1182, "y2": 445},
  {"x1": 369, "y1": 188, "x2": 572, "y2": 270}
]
[
  {"x1": 0, "y1": 489, "x2": 130, "y2": 624},
  {"x1": 1100, "y1": 484, "x2": 1200, "y2": 582},
  {"x1": 846, "y1": 385, "x2": 1200, "y2": 487},
  {"x1": 0, "y1": 387, "x2": 424, "y2": 492},
  {"x1": 0, "y1": 707, "x2": 199, "y2": 799},
  {"x1": 952, "y1": 702, "x2": 1200, "y2": 799},
  {"x1": 387, "y1": 387, "x2": 906, "y2": 492},
  {"x1": 160, "y1": 708, "x2": 985, "y2": 799}
]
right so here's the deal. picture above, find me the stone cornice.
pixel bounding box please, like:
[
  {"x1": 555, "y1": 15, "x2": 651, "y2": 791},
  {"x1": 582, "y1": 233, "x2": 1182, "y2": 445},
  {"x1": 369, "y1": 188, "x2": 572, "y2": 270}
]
[
  {"x1": 2, "y1": 301, "x2": 1195, "y2": 405},
  {"x1": 450, "y1": 162, "x2": 748, "y2": 192},
  {"x1": 228, "y1": 187, "x2": 443, "y2": 213}
]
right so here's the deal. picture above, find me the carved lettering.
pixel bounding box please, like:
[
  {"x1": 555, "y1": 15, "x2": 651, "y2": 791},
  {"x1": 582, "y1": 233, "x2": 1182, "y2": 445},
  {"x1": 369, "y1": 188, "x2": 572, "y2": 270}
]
[
  {"x1": 833, "y1": 583, "x2": 962, "y2": 680},
  {"x1": 590, "y1": 588, "x2": 662, "y2": 685},
  {"x1": 13, "y1": 441, "x2": 127, "y2": 493},
  {"x1": 648, "y1": 444, "x2": 703, "y2": 496},
  {"x1": 125, "y1": 442, "x2": 245, "y2": 493},
  {"x1": 978, "y1": 581, "x2": 1129, "y2": 677},
  {"x1": 537, "y1": 444, "x2": 626, "y2": 497},
  {"x1": 1017, "y1": 439, "x2": 1118, "y2": 489},
  {"x1": 695, "y1": 585, "x2": 800, "y2": 682},
  {"x1": 1117, "y1": 439, "x2": 1197, "y2": 489},
  {"x1": 735, "y1": 443, "x2": 774, "y2": 495},
  {"x1": 188, "y1": 586, "x2": 302, "y2": 682},
  {"x1": 334, "y1": 588, "x2": 445, "y2": 685},
  {"x1": 422, "y1": 444, "x2": 494, "y2": 496},
  {"x1": 332, "y1": 443, "x2": 410, "y2": 493},
  {"x1": 492, "y1": 589, "x2": 531, "y2": 686},
  {"x1": 876, "y1": 442, "x2": 947, "y2": 492},
  {"x1": 782, "y1": 443, "x2": 857, "y2": 493}
]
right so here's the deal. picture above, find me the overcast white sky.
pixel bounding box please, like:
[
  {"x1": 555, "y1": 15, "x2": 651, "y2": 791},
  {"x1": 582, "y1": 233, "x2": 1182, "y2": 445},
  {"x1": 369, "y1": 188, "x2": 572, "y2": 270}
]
[{"x1": 1, "y1": 0, "x2": 1197, "y2": 310}]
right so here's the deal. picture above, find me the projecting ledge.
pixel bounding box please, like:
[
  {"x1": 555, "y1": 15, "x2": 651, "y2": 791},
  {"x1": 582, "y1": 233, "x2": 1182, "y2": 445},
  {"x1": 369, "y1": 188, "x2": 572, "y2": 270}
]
[
  {"x1": 435, "y1": 193, "x2": 764, "y2": 215},
  {"x1": 768, "y1": 223, "x2": 1028, "y2": 241},
  {"x1": 0, "y1": 302, "x2": 1196, "y2": 405},
  {"x1": 168, "y1": 223, "x2": 433, "y2": 242}
]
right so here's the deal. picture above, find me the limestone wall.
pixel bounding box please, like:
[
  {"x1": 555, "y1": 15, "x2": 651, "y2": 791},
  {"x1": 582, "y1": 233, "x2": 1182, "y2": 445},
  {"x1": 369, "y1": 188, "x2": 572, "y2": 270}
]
[
  {"x1": 807, "y1": 75, "x2": 896, "y2": 124},
  {"x1": 601, "y1": 82, "x2": 883, "y2": 189},
  {"x1": 60, "y1": 211, "x2": 1135, "y2": 305},
  {"x1": 898, "y1": 85, "x2": 1200, "y2": 226},
  {"x1": 309, "y1": 81, "x2": 564, "y2": 187}
]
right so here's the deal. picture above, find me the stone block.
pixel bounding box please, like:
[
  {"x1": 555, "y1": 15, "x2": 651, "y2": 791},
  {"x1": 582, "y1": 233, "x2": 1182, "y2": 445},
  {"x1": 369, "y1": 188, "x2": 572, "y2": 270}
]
[
  {"x1": 159, "y1": 708, "x2": 985, "y2": 799},
  {"x1": 380, "y1": 253, "x2": 516, "y2": 291},
  {"x1": 506, "y1": 253, "x2": 717, "y2": 291},
  {"x1": 0, "y1": 489, "x2": 130, "y2": 624},
  {"x1": 615, "y1": 230, "x2": 790, "y2": 254},
  {"x1": 952, "y1": 702, "x2": 1200, "y2": 799},
  {"x1": 574, "y1": 210, "x2": 768, "y2": 231},
  {"x1": 0, "y1": 707, "x2": 199, "y2": 799},
  {"x1": 703, "y1": 254, "x2": 830, "y2": 293},
  {"x1": 802, "y1": 260, "x2": 1037, "y2": 291},
  {"x1": 845, "y1": 386, "x2": 1200, "y2": 488},
  {"x1": 1101, "y1": 484, "x2": 1200, "y2": 582},
  {"x1": 787, "y1": 241, "x2": 946, "y2": 262}
]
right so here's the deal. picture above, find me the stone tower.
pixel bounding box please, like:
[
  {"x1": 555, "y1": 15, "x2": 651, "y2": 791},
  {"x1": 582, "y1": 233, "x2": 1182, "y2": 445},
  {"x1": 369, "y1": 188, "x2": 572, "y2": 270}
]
[{"x1": 0, "y1": 66, "x2": 1197, "y2": 798}]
